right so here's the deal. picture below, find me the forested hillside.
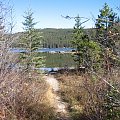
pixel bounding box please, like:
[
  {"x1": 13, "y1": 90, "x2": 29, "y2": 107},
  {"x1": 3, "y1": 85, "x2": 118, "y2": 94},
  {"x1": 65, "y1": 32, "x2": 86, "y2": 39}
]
[
  {"x1": 12, "y1": 28, "x2": 93, "y2": 48},
  {"x1": 12, "y1": 28, "x2": 72, "y2": 48},
  {"x1": 39, "y1": 28, "x2": 73, "y2": 48}
]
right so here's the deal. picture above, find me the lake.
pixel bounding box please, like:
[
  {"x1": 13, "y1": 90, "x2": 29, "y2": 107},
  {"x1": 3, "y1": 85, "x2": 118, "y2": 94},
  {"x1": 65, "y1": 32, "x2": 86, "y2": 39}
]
[
  {"x1": 9, "y1": 48, "x2": 76, "y2": 70},
  {"x1": 9, "y1": 48, "x2": 75, "y2": 53},
  {"x1": 40, "y1": 52, "x2": 75, "y2": 68}
]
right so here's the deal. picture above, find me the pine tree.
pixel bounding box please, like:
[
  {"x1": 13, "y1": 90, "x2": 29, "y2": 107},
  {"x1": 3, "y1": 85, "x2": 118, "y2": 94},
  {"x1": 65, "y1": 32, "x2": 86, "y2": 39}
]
[
  {"x1": 95, "y1": 3, "x2": 117, "y2": 49},
  {"x1": 95, "y1": 3, "x2": 119, "y2": 73},
  {"x1": 72, "y1": 15, "x2": 101, "y2": 71},
  {"x1": 19, "y1": 9, "x2": 44, "y2": 71},
  {"x1": 95, "y1": 4, "x2": 120, "y2": 119}
]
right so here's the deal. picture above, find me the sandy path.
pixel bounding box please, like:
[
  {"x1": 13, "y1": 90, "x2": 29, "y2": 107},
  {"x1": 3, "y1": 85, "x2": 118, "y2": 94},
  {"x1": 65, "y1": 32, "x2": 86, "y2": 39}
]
[
  {"x1": 44, "y1": 75, "x2": 71, "y2": 119},
  {"x1": 45, "y1": 75, "x2": 59, "y2": 92}
]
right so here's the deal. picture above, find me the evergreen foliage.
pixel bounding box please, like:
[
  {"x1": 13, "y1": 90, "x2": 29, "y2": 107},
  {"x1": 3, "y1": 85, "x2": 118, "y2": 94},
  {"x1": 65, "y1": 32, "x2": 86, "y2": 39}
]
[
  {"x1": 95, "y1": 3, "x2": 118, "y2": 50},
  {"x1": 39, "y1": 28, "x2": 73, "y2": 48},
  {"x1": 95, "y1": 3, "x2": 120, "y2": 120},
  {"x1": 12, "y1": 28, "x2": 73, "y2": 48},
  {"x1": 95, "y1": 3, "x2": 119, "y2": 72},
  {"x1": 72, "y1": 15, "x2": 101, "y2": 70},
  {"x1": 19, "y1": 9, "x2": 44, "y2": 71}
]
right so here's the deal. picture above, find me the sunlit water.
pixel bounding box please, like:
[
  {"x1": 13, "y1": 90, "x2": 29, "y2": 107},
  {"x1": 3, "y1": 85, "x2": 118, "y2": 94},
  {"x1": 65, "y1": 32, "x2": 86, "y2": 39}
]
[{"x1": 9, "y1": 48, "x2": 76, "y2": 71}]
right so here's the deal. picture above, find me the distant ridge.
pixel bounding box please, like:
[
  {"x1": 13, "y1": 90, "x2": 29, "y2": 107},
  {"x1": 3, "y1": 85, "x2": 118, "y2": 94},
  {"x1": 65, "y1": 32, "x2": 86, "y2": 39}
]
[{"x1": 12, "y1": 28, "x2": 94, "y2": 48}]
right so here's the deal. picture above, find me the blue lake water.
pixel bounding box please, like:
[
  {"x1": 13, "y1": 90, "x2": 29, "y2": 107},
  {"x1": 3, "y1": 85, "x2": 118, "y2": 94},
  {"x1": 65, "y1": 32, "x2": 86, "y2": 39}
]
[
  {"x1": 36, "y1": 48, "x2": 75, "y2": 52},
  {"x1": 9, "y1": 48, "x2": 76, "y2": 70},
  {"x1": 9, "y1": 48, "x2": 27, "y2": 53},
  {"x1": 37, "y1": 67, "x2": 60, "y2": 72},
  {"x1": 9, "y1": 48, "x2": 76, "y2": 53}
]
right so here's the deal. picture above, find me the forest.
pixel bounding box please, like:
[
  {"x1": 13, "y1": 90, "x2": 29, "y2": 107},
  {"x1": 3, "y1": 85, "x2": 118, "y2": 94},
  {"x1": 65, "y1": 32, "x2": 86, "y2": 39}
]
[
  {"x1": 12, "y1": 28, "x2": 94, "y2": 49},
  {"x1": 0, "y1": 1, "x2": 120, "y2": 120},
  {"x1": 12, "y1": 28, "x2": 73, "y2": 48}
]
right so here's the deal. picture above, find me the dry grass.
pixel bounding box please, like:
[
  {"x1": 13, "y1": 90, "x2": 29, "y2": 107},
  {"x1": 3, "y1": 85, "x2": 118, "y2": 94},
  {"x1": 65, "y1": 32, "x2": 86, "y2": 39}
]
[
  {"x1": 55, "y1": 72, "x2": 120, "y2": 120},
  {"x1": 55, "y1": 74, "x2": 85, "y2": 119},
  {"x1": 0, "y1": 70, "x2": 56, "y2": 120}
]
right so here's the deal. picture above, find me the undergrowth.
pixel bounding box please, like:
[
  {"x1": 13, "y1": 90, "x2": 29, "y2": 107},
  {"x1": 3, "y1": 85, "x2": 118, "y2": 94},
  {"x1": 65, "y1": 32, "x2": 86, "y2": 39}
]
[{"x1": 55, "y1": 72, "x2": 120, "y2": 120}]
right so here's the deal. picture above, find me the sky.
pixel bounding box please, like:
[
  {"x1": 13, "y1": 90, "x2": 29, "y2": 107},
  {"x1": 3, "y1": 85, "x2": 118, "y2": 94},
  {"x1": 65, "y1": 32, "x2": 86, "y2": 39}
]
[{"x1": 7, "y1": 0, "x2": 120, "y2": 33}]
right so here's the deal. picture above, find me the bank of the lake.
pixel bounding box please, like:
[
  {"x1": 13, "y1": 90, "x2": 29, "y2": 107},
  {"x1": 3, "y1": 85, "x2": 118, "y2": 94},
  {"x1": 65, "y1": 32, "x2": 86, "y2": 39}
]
[{"x1": 9, "y1": 48, "x2": 76, "y2": 68}]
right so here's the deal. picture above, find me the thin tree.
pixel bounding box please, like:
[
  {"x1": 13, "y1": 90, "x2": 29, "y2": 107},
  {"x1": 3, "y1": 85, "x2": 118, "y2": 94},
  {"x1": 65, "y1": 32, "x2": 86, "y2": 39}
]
[
  {"x1": 19, "y1": 9, "x2": 44, "y2": 73},
  {"x1": 72, "y1": 15, "x2": 101, "y2": 71},
  {"x1": 94, "y1": 3, "x2": 120, "y2": 120},
  {"x1": 95, "y1": 3, "x2": 119, "y2": 73}
]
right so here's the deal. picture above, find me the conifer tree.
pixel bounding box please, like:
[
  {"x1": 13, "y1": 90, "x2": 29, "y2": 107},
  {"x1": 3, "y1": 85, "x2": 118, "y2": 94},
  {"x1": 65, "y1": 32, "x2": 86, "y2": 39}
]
[
  {"x1": 95, "y1": 3, "x2": 119, "y2": 72},
  {"x1": 95, "y1": 3, "x2": 117, "y2": 50},
  {"x1": 95, "y1": 4, "x2": 120, "y2": 119},
  {"x1": 72, "y1": 15, "x2": 101, "y2": 71},
  {"x1": 19, "y1": 9, "x2": 44, "y2": 71}
]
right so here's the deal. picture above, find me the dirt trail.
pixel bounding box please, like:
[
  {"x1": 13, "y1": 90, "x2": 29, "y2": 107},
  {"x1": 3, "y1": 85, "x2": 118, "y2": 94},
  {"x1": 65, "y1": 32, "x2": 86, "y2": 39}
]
[{"x1": 44, "y1": 75, "x2": 71, "y2": 120}]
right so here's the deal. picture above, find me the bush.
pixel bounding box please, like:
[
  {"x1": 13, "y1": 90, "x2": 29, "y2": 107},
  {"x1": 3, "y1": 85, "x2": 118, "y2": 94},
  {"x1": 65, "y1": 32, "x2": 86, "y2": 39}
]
[
  {"x1": 0, "y1": 70, "x2": 56, "y2": 120},
  {"x1": 56, "y1": 73, "x2": 120, "y2": 120}
]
